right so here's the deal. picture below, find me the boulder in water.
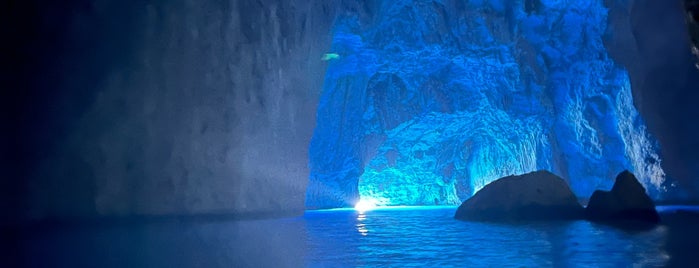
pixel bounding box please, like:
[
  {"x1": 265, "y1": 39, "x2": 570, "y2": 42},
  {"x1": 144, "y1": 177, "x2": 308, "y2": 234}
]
[
  {"x1": 585, "y1": 170, "x2": 660, "y2": 223},
  {"x1": 454, "y1": 171, "x2": 584, "y2": 221}
]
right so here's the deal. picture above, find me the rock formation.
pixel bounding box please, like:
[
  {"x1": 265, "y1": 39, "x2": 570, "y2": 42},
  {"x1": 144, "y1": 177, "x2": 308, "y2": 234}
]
[
  {"x1": 585, "y1": 170, "x2": 660, "y2": 223},
  {"x1": 454, "y1": 171, "x2": 584, "y2": 221},
  {"x1": 307, "y1": 0, "x2": 665, "y2": 208}
]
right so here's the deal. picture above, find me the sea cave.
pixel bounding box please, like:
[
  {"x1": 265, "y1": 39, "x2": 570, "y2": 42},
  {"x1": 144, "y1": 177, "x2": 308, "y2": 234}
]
[{"x1": 5, "y1": 0, "x2": 699, "y2": 266}]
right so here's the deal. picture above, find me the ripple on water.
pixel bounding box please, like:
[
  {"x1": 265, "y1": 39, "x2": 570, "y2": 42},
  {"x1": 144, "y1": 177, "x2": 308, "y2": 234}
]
[
  {"x1": 303, "y1": 207, "x2": 669, "y2": 267},
  {"x1": 18, "y1": 206, "x2": 688, "y2": 267}
]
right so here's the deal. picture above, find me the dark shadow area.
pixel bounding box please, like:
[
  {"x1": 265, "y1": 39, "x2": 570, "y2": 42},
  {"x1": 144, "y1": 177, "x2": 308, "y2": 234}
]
[
  {"x1": 607, "y1": 0, "x2": 699, "y2": 199},
  {"x1": 659, "y1": 209, "x2": 699, "y2": 267},
  {"x1": 3, "y1": 215, "x2": 307, "y2": 268},
  {"x1": 3, "y1": 0, "x2": 147, "y2": 226}
]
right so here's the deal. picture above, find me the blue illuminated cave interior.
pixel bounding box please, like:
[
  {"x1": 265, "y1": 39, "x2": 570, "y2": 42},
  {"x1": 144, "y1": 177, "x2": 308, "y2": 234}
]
[
  {"x1": 306, "y1": 0, "x2": 667, "y2": 209},
  {"x1": 12, "y1": 0, "x2": 699, "y2": 267}
]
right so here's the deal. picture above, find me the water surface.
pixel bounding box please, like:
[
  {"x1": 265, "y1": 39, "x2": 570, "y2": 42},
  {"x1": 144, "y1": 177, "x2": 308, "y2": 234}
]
[
  {"x1": 304, "y1": 206, "x2": 669, "y2": 267},
  {"x1": 14, "y1": 206, "x2": 699, "y2": 267}
]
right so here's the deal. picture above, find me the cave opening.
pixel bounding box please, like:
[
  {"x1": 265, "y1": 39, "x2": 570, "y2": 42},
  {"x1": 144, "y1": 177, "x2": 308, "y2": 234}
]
[
  {"x1": 9, "y1": 0, "x2": 699, "y2": 266},
  {"x1": 305, "y1": 0, "x2": 666, "y2": 210}
]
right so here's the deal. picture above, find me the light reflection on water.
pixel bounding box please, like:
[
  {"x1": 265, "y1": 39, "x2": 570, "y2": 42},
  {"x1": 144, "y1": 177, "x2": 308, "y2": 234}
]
[
  {"x1": 303, "y1": 206, "x2": 669, "y2": 267},
  {"x1": 20, "y1": 206, "x2": 695, "y2": 267},
  {"x1": 356, "y1": 213, "x2": 369, "y2": 236}
]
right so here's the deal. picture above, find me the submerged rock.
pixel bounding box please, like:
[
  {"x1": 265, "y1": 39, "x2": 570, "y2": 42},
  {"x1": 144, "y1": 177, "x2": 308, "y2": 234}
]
[
  {"x1": 454, "y1": 171, "x2": 584, "y2": 221},
  {"x1": 585, "y1": 171, "x2": 660, "y2": 223}
]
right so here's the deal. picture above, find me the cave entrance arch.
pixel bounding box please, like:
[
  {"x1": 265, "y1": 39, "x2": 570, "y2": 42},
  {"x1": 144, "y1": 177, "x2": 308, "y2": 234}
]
[{"x1": 305, "y1": 0, "x2": 666, "y2": 210}]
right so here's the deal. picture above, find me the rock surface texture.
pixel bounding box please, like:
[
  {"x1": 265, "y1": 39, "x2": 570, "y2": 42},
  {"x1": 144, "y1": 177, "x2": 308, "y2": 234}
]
[
  {"x1": 586, "y1": 170, "x2": 660, "y2": 223},
  {"x1": 307, "y1": 0, "x2": 666, "y2": 208},
  {"x1": 12, "y1": 0, "x2": 340, "y2": 222},
  {"x1": 605, "y1": 0, "x2": 699, "y2": 199},
  {"x1": 454, "y1": 171, "x2": 584, "y2": 221},
  {"x1": 8, "y1": 0, "x2": 696, "y2": 224}
]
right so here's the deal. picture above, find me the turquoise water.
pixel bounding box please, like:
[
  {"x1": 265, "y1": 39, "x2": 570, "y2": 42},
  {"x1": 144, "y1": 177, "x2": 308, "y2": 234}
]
[{"x1": 15, "y1": 206, "x2": 699, "y2": 267}]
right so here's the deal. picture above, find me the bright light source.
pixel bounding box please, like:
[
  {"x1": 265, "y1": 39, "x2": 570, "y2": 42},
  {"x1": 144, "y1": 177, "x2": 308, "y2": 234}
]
[{"x1": 354, "y1": 199, "x2": 377, "y2": 212}]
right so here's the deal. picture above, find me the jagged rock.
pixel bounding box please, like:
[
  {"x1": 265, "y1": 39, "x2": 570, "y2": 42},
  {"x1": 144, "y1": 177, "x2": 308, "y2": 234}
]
[
  {"x1": 454, "y1": 171, "x2": 584, "y2": 221},
  {"x1": 585, "y1": 171, "x2": 660, "y2": 223},
  {"x1": 684, "y1": 0, "x2": 699, "y2": 68},
  {"x1": 306, "y1": 0, "x2": 666, "y2": 208}
]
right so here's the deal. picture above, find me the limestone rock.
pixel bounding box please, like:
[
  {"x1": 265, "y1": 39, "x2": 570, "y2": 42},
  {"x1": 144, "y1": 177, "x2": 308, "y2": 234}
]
[
  {"x1": 454, "y1": 171, "x2": 584, "y2": 221},
  {"x1": 585, "y1": 171, "x2": 660, "y2": 223},
  {"x1": 307, "y1": 0, "x2": 666, "y2": 208},
  {"x1": 19, "y1": 0, "x2": 339, "y2": 220}
]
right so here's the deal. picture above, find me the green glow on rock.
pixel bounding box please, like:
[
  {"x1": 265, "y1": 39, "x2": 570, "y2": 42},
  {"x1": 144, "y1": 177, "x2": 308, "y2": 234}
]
[{"x1": 321, "y1": 53, "x2": 340, "y2": 61}]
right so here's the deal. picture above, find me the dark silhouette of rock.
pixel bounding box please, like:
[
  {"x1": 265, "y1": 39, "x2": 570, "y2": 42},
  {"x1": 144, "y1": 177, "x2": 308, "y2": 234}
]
[
  {"x1": 585, "y1": 170, "x2": 660, "y2": 223},
  {"x1": 454, "y1": 171, "x2": 584, "y2": 221}
]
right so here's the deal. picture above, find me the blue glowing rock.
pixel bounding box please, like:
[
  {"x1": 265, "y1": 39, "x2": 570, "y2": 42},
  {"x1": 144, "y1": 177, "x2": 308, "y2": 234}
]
[
  {"x1": 454, "y1": 170, "x2": 584, "y2": 221},
  {"x1": 306, "y1": 0, "x2": 665, "y2": 209},
  {"x1": 586, "y1": 171, "x2": 660, "y2": 223}
]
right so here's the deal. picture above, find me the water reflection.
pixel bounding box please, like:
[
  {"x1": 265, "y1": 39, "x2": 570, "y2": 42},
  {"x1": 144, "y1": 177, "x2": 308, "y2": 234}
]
[
  {"x1": 356, "y1": 213, "x2": 369, "y2": 236},
  {"x1": 17, "y1": 217, "x2": 308, "y2": 267},
  {"x1": 17, "y1": 207, "x2": 693, "y2": 267},
  {"x1": 557, "y1": 221, "x2": 669, "y2": 267},
  {"x1": 304, "y1": 207, "x2": 671, "y2": 266}
]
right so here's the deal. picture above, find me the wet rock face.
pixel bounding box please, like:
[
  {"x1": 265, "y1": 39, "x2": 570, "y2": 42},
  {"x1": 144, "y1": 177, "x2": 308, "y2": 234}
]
[
  {"x1": 605, "y1": 0, "x2": 699, "y2": 200},
  {"x1": 454, "y1": 171, "x2": 584, "y2": 221},
  {"x1": 586, "y1": 170, "x2": 660, "y2": 223},
  {"x1": 685, "y1": 0, "x2": 699, "y2": 68},
  {"x1": 307, "y1": 0, "x2": 665, "y2": 208},
  {"x1": 19, "y1": 0, "x2": 339, "y2": 220}
]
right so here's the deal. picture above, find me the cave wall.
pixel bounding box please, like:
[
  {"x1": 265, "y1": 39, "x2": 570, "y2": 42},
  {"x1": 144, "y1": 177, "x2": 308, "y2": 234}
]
[
  {"x1": 306, "y1": 0, "x2": 668, "y2": 208},
  {"x1": 8, "y1": 0, "x2": 338, "y2": 223},
  {"x1": 605, "y1": 0, "x2": 699, "y2": 201},
  {"x1": 5, "y1": 0, "x2": 699, "y2": 223}
]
